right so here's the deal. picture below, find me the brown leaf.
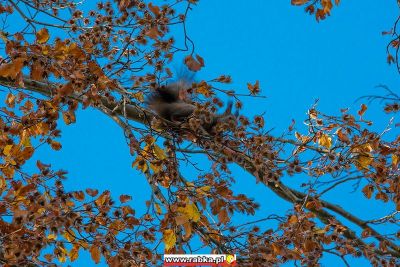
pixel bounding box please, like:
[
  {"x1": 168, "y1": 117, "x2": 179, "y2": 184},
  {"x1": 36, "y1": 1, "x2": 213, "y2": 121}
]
[
  {"x1": 30, "y1": 61, "x2": 45, "y2": 81},
  {"x1": 288, "y1": 215, "x2": 298, "y2": 224},
  {"x1": 336, "y1": 128, "x2": 350, "y2": 144},
  {"x1": 182, "y1": 222, "x2": 192, "y2": 240},
  {"x1": 196, "y1": 54, "x2": 205, "y2": 67},
  {"x1": 5, "y1": 93, "x2": 15, "y2": 108},
  {"x1": 362, "y1": 185, "x2": 374, "y2": 199},
  {"x1": 86, "y1": 188, "x2": 99, "y2": 197},
  {"x1": 247, "y1": 80, "x2": 260, "y2": 95},
  {"x1": 0, "y1": 57, "x2": 25, "y2": 79},
  {"x1": 358, "y1": 103, "x2": 368, "y2": 117},
  {"x1": 316, "y1": 8, "x2": 327, "y2": 21},
  {"x1": 184, "y1": 54, "x2": 205, "y2": 72},
  {"x1": 218, "y1": 209, "x2": 230, "y2": 224},
  {"x1": 95, "y1": 191, "x2": 110, "y2": 207},
  {"x1": 175, "y1": 215, "x2": 188, "y2": 225},
  {"x1": 146, "y1": 27, "x2": 162, "y2": 40},
  {"x1": 73, "y1": 191, "x2": 85, "y2": 201},
  {"x1": 291, "y1": 0, "x2": 309, "y2": 6},
  {"x1": 119, "y1": 194, "x2": 132, "y2": 203},
  {"x1": 148, "y1": 3, "x2": 160, "y2": 16},
  {"x1": 63, "y1": 111, "x2": 76, "y2": 125},
  {"x1": 90, "y1": 245, "x2": 101, "y2": 264},
  {"x1": 50, "y1": 140, "x2": 62, "y2": 151},
  {"x1": 303, "y1": 239, "x2": 316, "y2": 252},
  {"x1": 122, "y1": 205, "x2": 135, "y2": 216},
  {"x1": 69, "y1": 245, "x2": 79, "y2": 262}
]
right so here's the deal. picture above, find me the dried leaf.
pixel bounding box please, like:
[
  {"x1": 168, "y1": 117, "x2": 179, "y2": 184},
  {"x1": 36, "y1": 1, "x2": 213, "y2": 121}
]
[
  {"x1": 119, "y1": 194, "x2": 132, "y2": 203},
  {"x1": 196, "y1": 81, "x2": 212, "y2": 97},
  {"x1": 184, "y1": 54, "x2": 205, "y2": 72},
  {"x1": 318, "y1": 134, "x2": 332, "y2": 149},
  {"x1": 148, "y1": 3, "x2": 160, "y2": 16},
  {"x1": 73, "y1": 191, "x2": 85, "y2": 201},
  {"x1": 146, "y1": 27, "x2": 162, "y2": 40},
  {"x1": 183, "y1": 222, "x2": 192, "y2": 240},
  {"x1": 63, "y1": 111, "x2": 76, "y2": 125},
  {"x1": 36, "y1": 28, "x2": 50, "y2": 44},
  {"x1": 362, "y1": 185, "x2": 374, "y2": 199},
  {"x1": 90, "y1": 245, "x2": 101, "y2": 264},
  {"x1": 50, "y1": 140, "x2": 62, "y2": 151},
  {"x1": 5, "y1": 93, "x2": 16, "y2": 108},
  {"x1": 86, "y1": 188, "x2": 99, "y2": 197},
  {"x1": 69, "y1": 245, "x2": 79, "y2": 262},
  {"x1": 154, "y1": 203, "x2": 162, "y2": 215},
  {"x1": 0, "y1": 57, "x2": 25, "y2": 79},
  {"x1": 47, "y1": 233, "x2": 57, "y2": 240},
  {"x1": 177, "y1": 202, "x2": 200, "y2": 222},
  {"x1": 218, "y1": 209, "x2": 229, "y2": 224},
  {"x1": 392, "y1": 154, "x2": 399, "y2": 168},
  {"x1": 95, "y1": 191, "x2": 110, "y2": 207},
  {"x1": 247, "y1": 80, "x2": 260, "y2": 95},
  {"x1": 3, "y1": 144, "x2": 13, "y2": 156},
  {"x1": 358, "y1": 104, "x2": 368, "y2": 117},
  {"x1": 153, "y1": 144, "x2": 166, "y2": 160},
  {"x1": 288, "y1": 215, "x2": 298, "y2": 224},
  {"x1": 31, "y1": 60, "x2": 45, "y2": 81},
  {"x1": 291, "y1": 0, "x2": 309, "y2": 5},
  {"x1": 336, "y1": 128, "x2": 350, "y2": 143},
  {"x1": 163, "y1": 229, "x2": 176, "y2": 251}
]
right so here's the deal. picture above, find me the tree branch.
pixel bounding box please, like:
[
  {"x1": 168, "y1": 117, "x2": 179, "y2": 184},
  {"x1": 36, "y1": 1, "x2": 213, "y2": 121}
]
[{"x1": 1, "y1": 76, "x2": 398, "y2": 258}]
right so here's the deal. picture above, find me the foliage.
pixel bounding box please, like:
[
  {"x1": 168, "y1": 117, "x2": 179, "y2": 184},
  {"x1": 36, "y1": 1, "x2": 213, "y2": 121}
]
[{"x1": 0, "y1": 0, "x2": 398, "y2": 266}]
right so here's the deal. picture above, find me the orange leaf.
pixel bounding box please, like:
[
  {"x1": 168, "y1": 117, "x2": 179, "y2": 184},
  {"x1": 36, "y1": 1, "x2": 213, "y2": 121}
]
[{"x1": 36, "y1": 28, "x2": 50, "y2": 44}]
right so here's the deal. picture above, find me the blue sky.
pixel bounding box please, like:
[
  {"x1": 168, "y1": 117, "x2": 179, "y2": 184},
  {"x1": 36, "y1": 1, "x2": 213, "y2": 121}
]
[{"x1": 3, "y1": 0, "x2": 399, "y2": 266}]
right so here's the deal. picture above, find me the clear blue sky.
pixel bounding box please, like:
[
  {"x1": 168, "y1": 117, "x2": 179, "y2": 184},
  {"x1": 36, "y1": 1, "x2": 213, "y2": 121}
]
[{"x1": 9, "y1": 0, "x2": 399, "y2": 266}]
